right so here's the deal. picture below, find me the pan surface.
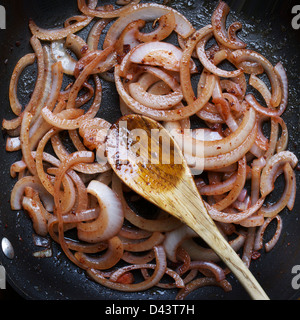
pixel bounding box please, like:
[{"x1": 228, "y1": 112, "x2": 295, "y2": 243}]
[{"x1": 0, "y1": 0, "x2": 299, "y2": 300}]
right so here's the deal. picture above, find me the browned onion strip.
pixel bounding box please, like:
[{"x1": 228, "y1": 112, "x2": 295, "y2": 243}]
[
  {"x1": 260, "y1": 151, "x2": 298, "y2": 198},
  {"x1": 211, "y1": 1, "x2": 246, "y2": 50},
  {"x1": 75, "y1": 236, "x2": 124, "y2": 270},
  {"x1": 196, "y1": 31, "x2": 243, "y2": 79},
  {"x1": 231, "y1": 50, "x2": 282, "y2": 108},
  {"x1": 86, "y1": 245, "x2": 167, "y2": 292},
  {"x1": 25, "y1": 36, "x2": 46, "y2": 117},
  {"x1": 22, "y1": 196, "x2": 48, "y2": 236},
  {"x1": 29, "y1": 15, "x2": 94, "y2": 41},
  {"x1": 8, "y1": 53, "x2": 36, "y2": 116},
  {"x1": 78, "y1": 0, "x2": 141, "y2": 18},
  {"x1": 122, "y1": 250, "x2": 155, "y2": 264},
  {"x1": 41, "y1": 74, "x2": 103, "y2": 130},
  {"x1": 115, "y1": 65, "x2": 216, "y2": 121},
  {"x1": 171, "y1": 107, "x2": 256, "y2": 158},
  {"x1": 202, "y1": 123, "x2": 258, "y2": 170},
  {"x1": 20, "y1": 112, "x2": 37, "y2": 176},
  {"x1": 180, "y1": 25, "x2": 214, "y2": 105},
  {"x1": 176, "y1": 277, "x2": 232, "y2": 300},
  {"x1": 254, "y1": 216, "x2": 283, "y2": 252},
  {"x1": 245, "y1": 62, "x2": 288, "y2": 117},
  {"x1": 53, "y1": 151, "x2": 95, "y2": 270},
  {"x1": 2, "y1": 117, "x2": 22, "y2": 133},
  {"x1": 198, "y1": 172, "x2": 237, "y2": 196},
  {"x1": 103, "y1": 3, "x2": 195, "y2": 48},
  {"x1": 205, "y1": 197, "x2": 264, "y2": 224},
  {"x1": 212, "y1": 156, "x2": 247, "y2": 211},
  {"x1": 5, "y1": 0, "x2": 299, "y2": 299},
  {"x1": 120, "y1": 232, "x2": 165, "y2": 252},
  {"x1": 259, "y1": 163, "x2": 295, "y2": 218},
  {"x1": 136, "y1": 12, "x2": 176, "y2": 42}
]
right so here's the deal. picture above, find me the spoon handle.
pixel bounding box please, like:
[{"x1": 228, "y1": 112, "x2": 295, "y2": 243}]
[{"x1": 181, "y1": 193, "x2": 269, "y2": 300}]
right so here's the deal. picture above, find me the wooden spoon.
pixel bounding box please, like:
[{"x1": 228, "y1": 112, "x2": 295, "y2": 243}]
[{"x1": 106, "y1": 114, "x2": 269, "y2": 300}]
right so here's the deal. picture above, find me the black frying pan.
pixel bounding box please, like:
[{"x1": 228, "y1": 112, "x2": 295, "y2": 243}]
[{"x1": 0, "y1": 0, "x2": 299, "y2": 300}]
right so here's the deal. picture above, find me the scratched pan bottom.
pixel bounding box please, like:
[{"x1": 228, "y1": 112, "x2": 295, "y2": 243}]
[{"x1": 0, "y1": 0, "x2": 299, "y2": 300}]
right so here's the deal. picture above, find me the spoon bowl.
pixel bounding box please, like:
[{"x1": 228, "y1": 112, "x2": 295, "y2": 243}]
[{"x1": 106, "y1": 114, "x2": 269, "y2": 300}]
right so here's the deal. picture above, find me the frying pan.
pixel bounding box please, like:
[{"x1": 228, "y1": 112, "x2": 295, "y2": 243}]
[{"x1": 0, "y1": 0, "x2": 299, "y2": 300}]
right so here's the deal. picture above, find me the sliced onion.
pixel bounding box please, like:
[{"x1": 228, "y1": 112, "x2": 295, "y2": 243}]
[
  {"x1": 129, "y1": 41, "x2": 197, "y2": 72},
  {"x1": 87, "y1": 245, "x2": 167, "y2": 292},
  {"x1": 129, "y1": 82, "x2": 183, "y2": 110},
  {"x1": 9, "y1": 53, "x2": 36, "y2": 116},
  {"x1": 180, "y1": 25, "x2": 214, "y2": 105},
  {"x1": 259, "y1": 163, "x2": 295, "y2": 217},
  {"x1": 196, "y1": 31, "x2": 242, "y2": 78},
  {"x1": 74, "y1": 236, "x2": 124, "y2": 269},
  {"x1": 103, "y1": 3, "x2": 195, "y2": 48},
  {"x1": 245, "y1": 62, "x2": 288, "y2": 117},
  {"x1": 175, "y1": 277, "x2": 232, "y2": 300},
  {"x1": 254, "y1": 216, "x2": 283, "y2": 252},
  {"x1": 78, "y1": 0, "x2": 141, "y2": 18},
  {"x1": 120, "y1": 232, "x2": 165, "y2": 252},
  {"x1": 51, "y1": 40, "x2": 76, "y2": 75},
  {"x1": 76, "y1": 180, "x2": 124, "y2": 243},
  {"x1": 201, "y1": 124, "x2": 258, "y2": 170},
  {"x1": 163, "y1": 225, "x2": 197, "y2": 262},
  {"x1": 136, "y1": 12, "x2": 176, "y2": 42},
  {"x1": 10, "y1": 176, "x2": 53, "y2": 212},
  {"x1": 29, "y1": 15, "x2": 94, "y2": 41},
  {"x1": 211, "y1": 1, "x2": 246, "y2": 50},
  {"x1": 115, "y1": 65, "x2": 216, "y2": 121},
  {"x1": 181, "y1": 233, "x2": 246, "y2": 263},
  {"x1": 169, "y1": 107, "x2": 256, "y2": 158},
  {"x1": 231, "y1": 49, "x2": 282, "y2": 107},
  {"x1": 212, "y1": 156, "x2": 247, "y2": 211},
  {"x1": 22, "y1": 196, "x2": 48, "y2": 236},
  {"x1": 205, "y1": 198, "x2": 265, "y2": 224},
  {"x1": 260, "y1": 151, "x2": 298, "y2": 197}
]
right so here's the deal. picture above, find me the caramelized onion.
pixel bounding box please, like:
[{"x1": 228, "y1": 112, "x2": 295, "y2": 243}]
[
  {"x1": 103, "y1": 3, "x2": 195, "y2": 48},
  {"x1": 211, "y1": 1, "x2": 246, "y2": 50},
  {"x1": 5, "y1": 0, "x2": 298, "y2": 299}
]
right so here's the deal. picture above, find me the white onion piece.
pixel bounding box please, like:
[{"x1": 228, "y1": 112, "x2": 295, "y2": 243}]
[
  {"x1": 103, "y1": 3, "x2": 195, "y2": 48},
  {"x1": 163, "y1": 225, "x2": 197, "y2": 262},
  {"x1": 193, "y1": 128, "x2": 223, "y2": 141},
  {"x1": 22, "y1": 196, "x2": 48, "y2": 236},
  {"x1": 51, "y1": 40, "x2": 77, "y2": 75},
  {"x1": 168, "y1": 107, "x2": 256, "y2": 158},
  {"x1": 260, "y1": 151, "x2": 298, "y2": 197},
  {"x1": 10, "y1": 176, "x2": 54, "y2": 212},
  {"x1": 129, "y1": 82, "x2": 183, "y2": 109},
  {"x1": 181, "y1": 234, "x2": 246, "y2": 263},
  {"x1": 77, "y1": 180, "x2": 124, "y2": 243},
  {"x1": 129, "y1": 42, "x2": 197, "y2": 72}
]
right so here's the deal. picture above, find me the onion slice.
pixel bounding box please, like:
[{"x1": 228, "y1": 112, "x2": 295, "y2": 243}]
[
  {"x1": 103, "y1": 3, "x2": 195, "y2": 48},
  {"x1": 86, "y1": 245, "x2": 167, "y2": 292},
  {"x1": 211, "y1": 1, "x2": 247, "y2": 50},
  {"x1": 129, "y1": 41, "x2": 197, "y2": 73},
  {"x1": 77, "y1": 180, "x2": 124, "y2": 243},
  {"x1": 260, "y1": 151, "x2": 298, "y2": 197}
]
